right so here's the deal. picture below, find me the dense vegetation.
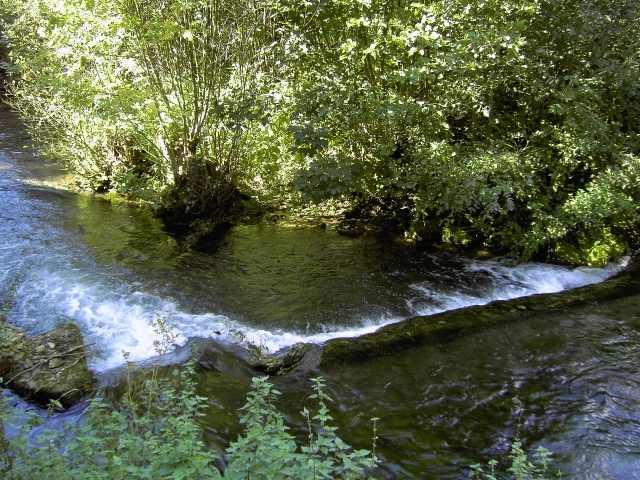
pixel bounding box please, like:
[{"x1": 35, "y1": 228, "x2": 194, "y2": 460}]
[
  {"x1": 0, "y1": 366, "x2": 378, "y2": 479},
  {"x1": 1, "y1": 0, "x2": 639, "y2": 263},
  {"x1": 0, "y1": 364, "x2": 558, "y2": 479}
]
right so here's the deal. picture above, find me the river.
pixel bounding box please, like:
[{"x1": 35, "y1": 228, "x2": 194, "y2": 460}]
[{"x1": 1, "y1": 107, "x2": 639, "y2": 478}]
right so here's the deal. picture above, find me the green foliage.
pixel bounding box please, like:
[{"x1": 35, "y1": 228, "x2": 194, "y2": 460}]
[
  {"x1": 0, "y1": 0, "x2": 135, "y2": 192},
  {"x1": 119, "y1": 0, "x2": 278, "y2": 219},
  {"x1": 1, "y1": 370, "x2": 564, "y2": 479},
  {"x1": 279, "y1": 0, "x2": 640, "y2": 262},
  {"x1": 226, "y1": 377, "x2": 376, "y2": 479},
  {"x1": 0, "y1": 370, "x2": 377, "y2": 479},
  {"x1": 0, "y1": 0, "x2": 281, "y2": 218},
  {"x1": 1, "y1": 0, "x2": 638, "y2": 262},
  {"x1": 1, "y1": 363, "x2": 220, "y2": 480},
  {"x1": 470, "y1": 440, "x2": 562, "y2": 480}
]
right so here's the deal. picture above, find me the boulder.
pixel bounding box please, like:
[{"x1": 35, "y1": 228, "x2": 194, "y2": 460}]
[{"x1": 0, "y1": 319, "x2": 94, "y2": 408}]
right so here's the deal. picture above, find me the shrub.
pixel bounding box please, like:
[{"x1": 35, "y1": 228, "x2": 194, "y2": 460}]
[
  {"x1": 279, "y1": 0, "x2": 640, "y2": 262},
  {"x1": 2, "y1": 0, "x2": 638, "y2": 262},
  {"x1": 0, "y1": 367, "x2": 377, "y2": 479},
  {"x1": 470, "y1": 440, "x2": 562, "y2": 480},
  {"x1": 225, "y1": 377, "x2": 377, "y2": 479},
  {"x1": 119, "y1": 0, "x2": 279, "y2": 231},
  {"x1": 0, "y1": 0, "x2": 281, "y2": 231},
  {"x1": 0, "y1": 0, "x2": 137, "y2": 192}
]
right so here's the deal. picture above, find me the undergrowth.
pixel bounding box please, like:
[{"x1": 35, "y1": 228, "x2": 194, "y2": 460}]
[
  {"x1": 0, "y1": 366, "x2": 564, "y2": 479},
  {"x1": 470, "y1": 440, "x2": 563, "y2": 480},
  {"x1": 0, "y1": 364, "x2": 378, "y2": 479}
]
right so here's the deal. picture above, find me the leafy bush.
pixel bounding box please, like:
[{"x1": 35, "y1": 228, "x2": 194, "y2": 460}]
[
  {"x1": 0, "y1": 0, "x2": 136, "y2": 192},
  {"x1": 470, "y1": 440, "x2": 562, "y2": 480},
  {"x1": 119, "y1": 0, "x2": 278, "y2": 230},
  {"x1": 0, "y1": 363, "x2": 220, "y2": 479},
  {"x1": 0, "y1": 367, "x2": 377, "y2": 479},
  {"x1": 279, "y1": 0, "x2": 640, "y2": 262},
  {"x1": 0, "y1": 0, "x2": 281, "y2": 228},
  {"x1": 226, "y1": 377, "x2": 376, "y2": 479},
  {"x1": 1, "y1": 0, "x2": 638, "y2": 262}
]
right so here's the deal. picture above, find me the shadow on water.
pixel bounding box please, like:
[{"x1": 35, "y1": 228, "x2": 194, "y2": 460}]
[{"x1": 2, "y1": 106, "x2": 640, "y2": 478}]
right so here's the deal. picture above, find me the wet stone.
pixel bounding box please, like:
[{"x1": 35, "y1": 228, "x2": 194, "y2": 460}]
[
  {"x1": 250, "y1": 343, "x2": 311, "y2": 375},
  {"x1": 0, "y1": 322, "x2": 94, "y2": 407}
]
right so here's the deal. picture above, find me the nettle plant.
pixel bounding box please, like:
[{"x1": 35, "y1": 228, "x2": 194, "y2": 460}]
[
  {"x1": 0, "y1": 319, "x2": 379, "y2": 480},
  {"x1": 470, "y1": 440, "x2": 562, "y2": 480},
  {"x1": 0, "y1": 371, "x2": 378, "y2": 479},
  {"x1": 225, "y1": 377, "x2": 378, "y2": 479}
]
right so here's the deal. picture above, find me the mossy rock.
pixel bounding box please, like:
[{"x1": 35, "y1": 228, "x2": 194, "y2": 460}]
[
  {"x1": 249, "y1": 343, "x2": 313, "y2": 376},
  {"x1": 0, "y1": 322, "x2": 94, "y2": 407}
]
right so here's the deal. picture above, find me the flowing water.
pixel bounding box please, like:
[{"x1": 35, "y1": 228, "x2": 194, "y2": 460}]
[{"x1": 1, "y1": 107, "x2": 639, "y2": 478}]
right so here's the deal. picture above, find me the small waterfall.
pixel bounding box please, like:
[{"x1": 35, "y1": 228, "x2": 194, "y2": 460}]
[{"x1": 8, "y1": 254, "x2": 626, "y2": 371}]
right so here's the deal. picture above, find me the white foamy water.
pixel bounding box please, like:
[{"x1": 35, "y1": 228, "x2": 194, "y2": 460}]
[
  {"x1": 0, "y1": 129, "x2": 628, "y2": 372},
  {"x1": 406, "y1": 259, "x2": 627, "y2": 315},
  {"x1": 12, "y1": 266, "x2": 401, "y2": 371},
  {"x1": 8, "y1": 256, "x2": 626, "y2": 372}
]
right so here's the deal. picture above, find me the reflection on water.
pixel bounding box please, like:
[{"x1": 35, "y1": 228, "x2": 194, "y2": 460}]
[
  {"x1": 1, "y1": 107, "x2": 639, "y2": 478},
  {"x1": 3, "y1": 169, "x2": 623, "y2": 369}
]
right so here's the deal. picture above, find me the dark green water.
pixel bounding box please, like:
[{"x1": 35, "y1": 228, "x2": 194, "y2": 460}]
[
  {"x1": 191, "y1": 292, "x2": 640, "y2": 478},
  {"x1": 1, "y1": 107, "x2": 639, "y2": 478}
]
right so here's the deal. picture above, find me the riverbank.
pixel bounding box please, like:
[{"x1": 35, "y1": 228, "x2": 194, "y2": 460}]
[{"x1": 3, "y1": 0, "x2": 639, "y2": 269}]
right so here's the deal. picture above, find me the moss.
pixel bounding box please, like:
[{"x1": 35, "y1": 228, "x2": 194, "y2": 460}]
[
  {"x1": 249, "y1": 343, "x2": 312, "y2": 375},
  {"x1": 0, "y1": 323, "x2": 94, "y2": 407}
]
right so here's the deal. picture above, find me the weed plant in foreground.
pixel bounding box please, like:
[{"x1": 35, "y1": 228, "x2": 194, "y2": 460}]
[
  {"x1": 0, "y1": 361, "x2": 378, "y2": 479},
  {"x1": 0, "y1": 364, "x2": 562, "y2": 479}
]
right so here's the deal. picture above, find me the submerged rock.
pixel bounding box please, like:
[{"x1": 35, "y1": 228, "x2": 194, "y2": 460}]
[
  {"x1": 102, "y1": 254, "x2": 640, "y2": 396},
  {"x1": 249, "y1": 343, "x2": 313, "y2": 376},
  {"x1": 0, "y1": 319, "x2": 94, "y2": 407}
]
